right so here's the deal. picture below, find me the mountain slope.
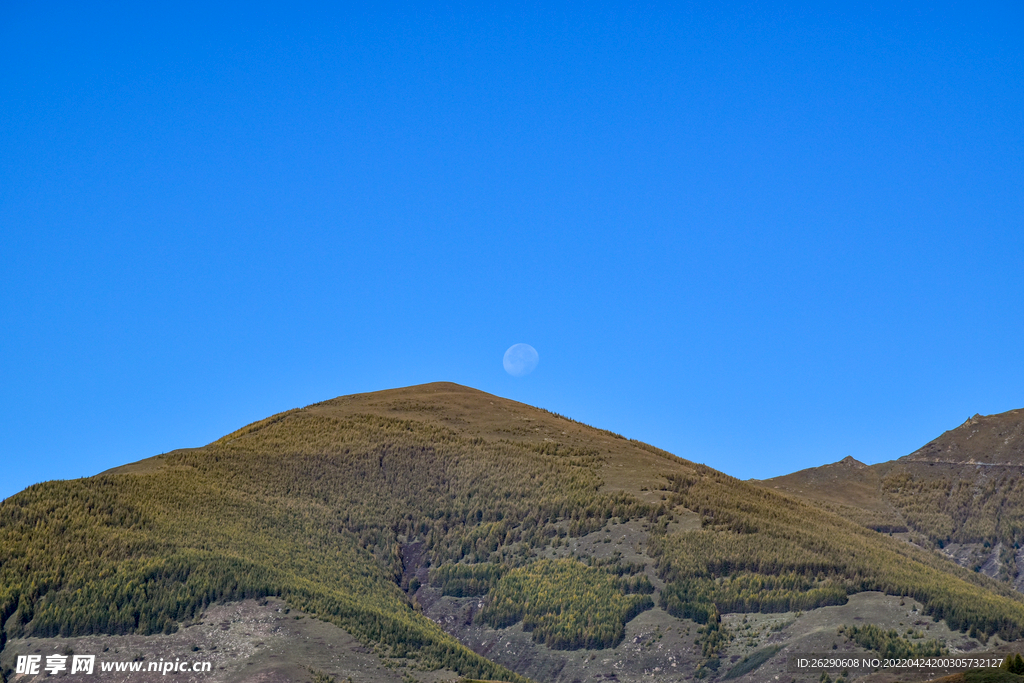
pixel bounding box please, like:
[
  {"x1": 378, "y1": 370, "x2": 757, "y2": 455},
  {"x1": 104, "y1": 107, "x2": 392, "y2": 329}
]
[
  {"x1": 756, "y1": 407, "x2": 1024, "y2": 587},
  {"x1": 3, "y1": 383, "x2": 1024, "y2": 682},
  {"x1": 904, "y1": 410, "x2": 1024, "y2": 465}
]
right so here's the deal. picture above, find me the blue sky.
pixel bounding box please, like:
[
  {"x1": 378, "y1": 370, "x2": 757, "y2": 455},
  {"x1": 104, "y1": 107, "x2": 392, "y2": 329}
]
[{"x1": 2, "y1": 2, "x2": 1022, "y2": 501}]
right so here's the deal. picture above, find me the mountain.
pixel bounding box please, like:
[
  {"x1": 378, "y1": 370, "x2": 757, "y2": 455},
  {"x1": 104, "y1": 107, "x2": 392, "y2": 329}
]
[
  {"x1": 902, "y1": 410, "x2": 1024, "y2": 465},
  {"x1": 3, "y1": 383, "x2": 1024, "y2": 683},
  {"x1": 756, "y1": 407, "x2": 1024, "y2": 590}
]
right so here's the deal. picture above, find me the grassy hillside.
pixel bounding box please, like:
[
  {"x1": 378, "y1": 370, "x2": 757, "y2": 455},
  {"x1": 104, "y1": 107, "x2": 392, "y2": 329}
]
[
  {"x1": 651, "y1": 465, "x2": 1024, "y2": 639},
  {"x1": 3, "y1": 383, "x2": 1024, "y2": 681},
  {"x1": 756, "y1": 408, "x2": 1024, "y2": 585}
]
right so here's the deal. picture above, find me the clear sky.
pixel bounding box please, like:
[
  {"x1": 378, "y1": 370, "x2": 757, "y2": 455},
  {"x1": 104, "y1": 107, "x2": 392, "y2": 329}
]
[{"x1": 2, "y1": 2, "x2": 1022, "y2": 501}]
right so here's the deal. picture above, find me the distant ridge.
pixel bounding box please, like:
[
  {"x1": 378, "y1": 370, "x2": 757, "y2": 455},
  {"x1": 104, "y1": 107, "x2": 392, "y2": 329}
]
[
  {"x1": 902, "y1": 408, "x2": 1024, "y2": 465},
  {"x1": 754, "y1": 405, "x2": 1024, "y2": 590},
  {"x1": 753, "y1": 454, "x2": 897, "y2": 530}
]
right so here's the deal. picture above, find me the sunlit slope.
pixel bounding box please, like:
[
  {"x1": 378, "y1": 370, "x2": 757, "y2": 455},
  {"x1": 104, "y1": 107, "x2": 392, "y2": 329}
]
[
  {"x1": 3, "y1": 382, "x2": 1024, "y2": 679},
  {"x1": 756, "y1": 408, "x2": 1024, "y2": 583},
  {"x1": 753, "y1": 456, "x2": 907, "y2": 531}
]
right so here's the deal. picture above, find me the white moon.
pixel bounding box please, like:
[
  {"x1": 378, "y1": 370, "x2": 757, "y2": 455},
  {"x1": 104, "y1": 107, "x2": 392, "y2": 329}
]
[{"x1": 503, "y1": 343, "x2": 539, "y2": 377}]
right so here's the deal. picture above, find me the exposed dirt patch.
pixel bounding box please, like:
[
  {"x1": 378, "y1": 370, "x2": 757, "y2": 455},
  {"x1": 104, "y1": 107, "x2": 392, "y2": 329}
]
[
  {"x1": 1, "y1": 599, "x2": 461, "y2": 683},
  {"x1": 716, "y1": 592, "x2": 994, "y2": 683}
]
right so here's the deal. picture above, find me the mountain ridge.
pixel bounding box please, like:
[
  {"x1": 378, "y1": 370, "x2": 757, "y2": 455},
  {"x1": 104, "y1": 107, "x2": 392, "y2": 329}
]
[
  {"x1": 4, "y1": 382, "x2": 1024, "y2": 682},
  {"x1": 902, "y1": 409, "x2": 1024, "y2": 465},
  {"x1": 755, "y1": 404, "x2": 1024, "y2": 591}
]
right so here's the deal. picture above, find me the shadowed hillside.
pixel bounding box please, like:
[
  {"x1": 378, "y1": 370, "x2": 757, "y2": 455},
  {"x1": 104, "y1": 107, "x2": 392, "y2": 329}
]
[{"x1": 4, "y1": 384, "x2": 1024, "y2": 682}]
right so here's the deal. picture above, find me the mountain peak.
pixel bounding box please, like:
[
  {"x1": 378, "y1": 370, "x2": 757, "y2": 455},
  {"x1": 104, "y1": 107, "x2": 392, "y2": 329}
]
[
  {"x1": 838, "y1": 455, "x2": 867, "y2": 468},
  {"x1": 903, "y1": 407, "x2": 1024, "y2": 465}
]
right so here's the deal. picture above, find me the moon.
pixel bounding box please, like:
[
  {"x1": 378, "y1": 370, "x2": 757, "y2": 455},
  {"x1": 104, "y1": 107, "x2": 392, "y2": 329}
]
[{"x1": 503, "y1": 343, "x2": 539, "y2": 377}]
